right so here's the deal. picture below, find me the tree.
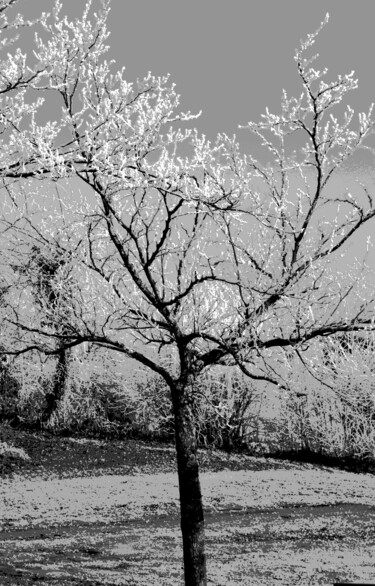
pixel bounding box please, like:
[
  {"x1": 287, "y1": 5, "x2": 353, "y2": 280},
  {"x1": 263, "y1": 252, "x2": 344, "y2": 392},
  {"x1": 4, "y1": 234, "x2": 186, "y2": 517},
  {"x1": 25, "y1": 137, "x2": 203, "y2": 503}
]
[
  {"x1": 11, "y1": 242, "x2": 75, "y2": 423},
  {"x1": 0, "y1": 4, "x2": 375, "y2": 585}
]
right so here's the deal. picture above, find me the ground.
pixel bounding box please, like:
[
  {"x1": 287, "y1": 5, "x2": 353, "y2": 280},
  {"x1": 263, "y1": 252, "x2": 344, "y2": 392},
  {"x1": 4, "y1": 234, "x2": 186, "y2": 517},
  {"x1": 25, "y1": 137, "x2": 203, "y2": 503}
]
[{"x1": 1, "y1": 424, "x2": 375, "y2": 585}]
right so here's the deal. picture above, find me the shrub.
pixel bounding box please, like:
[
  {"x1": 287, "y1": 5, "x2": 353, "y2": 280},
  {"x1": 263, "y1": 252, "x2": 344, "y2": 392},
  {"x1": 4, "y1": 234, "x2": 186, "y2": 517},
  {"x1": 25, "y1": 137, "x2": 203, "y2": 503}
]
[
  {"x1": 130, "y1": 366, "x2": 265, "y2": 450},
  {"x1": 0, "y1": 441, "x2": 30, "y2": 473},
  {"x1": 278, "y1": 384, "x2": 375, "y2": 461},
  {"x1": 0, "y1": 367, "x2": 21, "y2": 422}
]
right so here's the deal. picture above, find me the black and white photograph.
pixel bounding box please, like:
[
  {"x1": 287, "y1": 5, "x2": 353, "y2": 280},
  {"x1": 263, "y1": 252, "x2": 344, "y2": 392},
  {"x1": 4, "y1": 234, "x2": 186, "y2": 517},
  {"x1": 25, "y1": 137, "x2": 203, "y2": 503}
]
[{"x1": 1, "y1": 1, "x2": 375, "y2": 585}]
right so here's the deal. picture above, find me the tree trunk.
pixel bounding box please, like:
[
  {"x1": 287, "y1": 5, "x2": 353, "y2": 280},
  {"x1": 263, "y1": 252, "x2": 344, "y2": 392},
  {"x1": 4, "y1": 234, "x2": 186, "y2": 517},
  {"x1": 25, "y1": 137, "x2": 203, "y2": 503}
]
[
  {"x1": 43, "y1": 348, "x2": 68, "y2": 423},
  {"x1": 171, "y1": 381, "x2": 207, "y2": 586}
]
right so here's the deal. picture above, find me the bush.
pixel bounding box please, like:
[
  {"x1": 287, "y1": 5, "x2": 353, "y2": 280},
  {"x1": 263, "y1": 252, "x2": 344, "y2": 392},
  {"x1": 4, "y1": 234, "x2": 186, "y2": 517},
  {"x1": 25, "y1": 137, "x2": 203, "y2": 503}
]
[
  {"x1": 0, "y1": 349, "x2": 271, "y2": 450},
  {"x1": 278, "y1": 385, "x2": 375, "y2": 461},
  {"x1": 0, "y1": 440, "x2": 30, "y2": 473},
  {"x1": 0, "y1": 367, "x2": 21, "y2": 422},
  {"x1": 130, "y1": 366, "x2": 265, "y2": 450},
  {"x1": 192, "y1": 368, "x2": 261, "y2": 451},
  {"x1": 0, "y1": 352, "x2": 54, "y2": 428}
]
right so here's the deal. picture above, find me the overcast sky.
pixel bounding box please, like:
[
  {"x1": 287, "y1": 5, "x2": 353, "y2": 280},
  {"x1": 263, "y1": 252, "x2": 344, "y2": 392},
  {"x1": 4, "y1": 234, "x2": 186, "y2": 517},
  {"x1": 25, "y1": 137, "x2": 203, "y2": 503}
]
[
  {"x1": 104, "y1": 1, "x2": 375, "y2": 145},
  {"x1": 19, "y1": 1, "x2": 375, "y2": 153}
]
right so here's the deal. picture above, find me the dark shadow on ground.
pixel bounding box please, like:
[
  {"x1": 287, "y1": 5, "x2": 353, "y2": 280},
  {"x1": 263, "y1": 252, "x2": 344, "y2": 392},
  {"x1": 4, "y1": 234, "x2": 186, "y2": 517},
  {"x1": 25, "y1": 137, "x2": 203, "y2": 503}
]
[{"x1": 266, "y1": 447, "x2": 375, "y2": 475}]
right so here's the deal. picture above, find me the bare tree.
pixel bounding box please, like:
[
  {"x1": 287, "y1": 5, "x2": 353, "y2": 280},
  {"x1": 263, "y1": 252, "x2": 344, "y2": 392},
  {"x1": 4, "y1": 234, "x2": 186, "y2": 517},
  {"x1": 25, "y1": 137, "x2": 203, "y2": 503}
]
[{"x1": 0, "y1": 4, "x2": 374, "y2": 585}]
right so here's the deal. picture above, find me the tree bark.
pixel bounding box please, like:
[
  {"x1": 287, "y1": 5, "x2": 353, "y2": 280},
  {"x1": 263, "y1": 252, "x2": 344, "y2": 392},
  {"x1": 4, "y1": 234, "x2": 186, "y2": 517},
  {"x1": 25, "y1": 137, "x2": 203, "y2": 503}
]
[
  {"x1": 43, "y1": 348, "x2": 68, "y2": 423},
  {"x1": 171, "y1": 380, "x2": 207, "y2": 586}
]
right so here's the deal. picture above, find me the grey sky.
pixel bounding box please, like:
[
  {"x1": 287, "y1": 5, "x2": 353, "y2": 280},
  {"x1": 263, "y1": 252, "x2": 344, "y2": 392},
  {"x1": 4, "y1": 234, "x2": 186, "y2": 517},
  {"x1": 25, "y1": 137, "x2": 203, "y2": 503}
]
[
  {"x1": 105, "y1": 1, "x2": 375, "y2": 155},
  {"x1": 19, "y1": 1, "x2": 375, "y2": 151}
]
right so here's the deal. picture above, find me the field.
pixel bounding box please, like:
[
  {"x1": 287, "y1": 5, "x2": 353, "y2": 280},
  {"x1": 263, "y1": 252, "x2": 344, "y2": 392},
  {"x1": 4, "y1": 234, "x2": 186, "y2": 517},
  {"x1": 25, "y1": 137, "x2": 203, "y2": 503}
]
[{"x1": 1, "y1": 425, "x2": 375, "y2": 585}]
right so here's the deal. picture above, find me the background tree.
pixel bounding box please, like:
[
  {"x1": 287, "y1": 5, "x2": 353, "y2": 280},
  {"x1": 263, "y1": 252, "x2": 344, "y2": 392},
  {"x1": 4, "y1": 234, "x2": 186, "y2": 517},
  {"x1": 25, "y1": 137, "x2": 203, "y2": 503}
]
[
  {"x1": 11, "y1": 241, "x2": 75, "y2": 423},
  {"x1": 0, "y1": 4, "x2": 375, "y2": 586}
]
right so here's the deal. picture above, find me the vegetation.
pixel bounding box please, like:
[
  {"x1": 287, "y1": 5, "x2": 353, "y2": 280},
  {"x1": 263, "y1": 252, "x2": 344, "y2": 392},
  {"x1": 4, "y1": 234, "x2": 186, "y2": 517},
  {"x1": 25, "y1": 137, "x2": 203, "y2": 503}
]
[
  {"x1": 2, "y1": 334, "x2": 375, "y2": 474},
  {"x1": 0, "y1": 2, "x2": 374, "y2": 585}
]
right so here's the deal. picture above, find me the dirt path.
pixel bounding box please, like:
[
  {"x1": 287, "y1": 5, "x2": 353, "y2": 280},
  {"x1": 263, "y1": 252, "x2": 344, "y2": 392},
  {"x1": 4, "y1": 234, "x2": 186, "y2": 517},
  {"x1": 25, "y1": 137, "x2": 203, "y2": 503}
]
[
  {"x1": 2, "y1": 467, "x2": 375, "y2": 585},
  {"x1": 1, "y1": 502, "x2": 375, "y2": 585}
]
